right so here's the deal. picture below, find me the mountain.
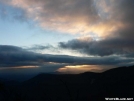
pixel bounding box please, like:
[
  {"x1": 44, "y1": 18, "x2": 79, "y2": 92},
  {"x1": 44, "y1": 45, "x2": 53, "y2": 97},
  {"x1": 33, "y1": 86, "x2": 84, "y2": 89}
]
[
  {"x1": 21, "y1": 72, "x2": 99, "y2": 101},
  {"x1": 0, "y1": 66, "x2": 134, "y2": 101},
  {"x1": 89, "y1": 66, "x2": 134, "y2": 100}
]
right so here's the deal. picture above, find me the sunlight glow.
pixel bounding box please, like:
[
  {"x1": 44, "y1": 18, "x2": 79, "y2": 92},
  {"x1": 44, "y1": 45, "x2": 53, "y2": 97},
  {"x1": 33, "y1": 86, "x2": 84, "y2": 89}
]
[
  {"x1": 0, "y1": 66, "x2": 39, "y2": 70},
  {"x1": 57, "y1": 65, "x2": 103, "y2": 74}
]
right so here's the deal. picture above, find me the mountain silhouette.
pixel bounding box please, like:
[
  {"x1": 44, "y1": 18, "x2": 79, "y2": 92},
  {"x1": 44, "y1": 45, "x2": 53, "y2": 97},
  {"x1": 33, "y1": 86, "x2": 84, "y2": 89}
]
[
  {"x1": 0, "y1": 66, "x2": 134, "y2": 101},
  {"x1": 89, "y1": 66, "x2": 134, "y2": 100}
]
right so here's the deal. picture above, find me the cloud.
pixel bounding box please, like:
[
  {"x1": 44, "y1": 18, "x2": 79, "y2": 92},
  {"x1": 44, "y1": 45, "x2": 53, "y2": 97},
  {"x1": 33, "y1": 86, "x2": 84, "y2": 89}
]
[
  {"x1": 0, "y1": 45, "x2": 133, "y2": 68},
  {"x1": 59, "y1": 36, "x2": 134, "y2": 56},
  {"x1": 57, "y1": 65, "x2": 115, "y2": 74},
  {"x1": 0, "y1": 0, "x2": 107, "y2": 36},
  {"x1": 59, "y1": 0, "x2": 134, "y2": 57},
  {"x1": 0, "y1": 0, "x2": 134, "y2": 40},
  {"x1": 26, "y1": 44, "x2": 53, "y2": 51},
  {"x1": 0, "y1": 0, "x2": 134, "y2": 73},
  {"x1": 1, "y1": 0, "x2": 132, "y2": 40},
  {"x1": 0, "y1": 44, "x2": 134, "y2": 75}
]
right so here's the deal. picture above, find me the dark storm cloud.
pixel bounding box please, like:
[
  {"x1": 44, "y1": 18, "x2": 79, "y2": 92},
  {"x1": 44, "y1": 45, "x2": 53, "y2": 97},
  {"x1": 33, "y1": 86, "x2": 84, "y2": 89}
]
[
  {"x1": 0, "y1": 45, "x2": 41, "y2": 67},
  {"x1": 59, "y1": 37, "x2": 134, "y2": 56},
  {"x1": 0, "y1": 45, "x2": 133, "y2": 68}
]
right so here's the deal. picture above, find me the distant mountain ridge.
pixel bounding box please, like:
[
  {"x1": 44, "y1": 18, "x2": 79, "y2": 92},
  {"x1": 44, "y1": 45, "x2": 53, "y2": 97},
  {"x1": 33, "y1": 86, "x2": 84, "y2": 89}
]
[{"x1": 0, "y1": 65, "x2": 134, "y2": 101}]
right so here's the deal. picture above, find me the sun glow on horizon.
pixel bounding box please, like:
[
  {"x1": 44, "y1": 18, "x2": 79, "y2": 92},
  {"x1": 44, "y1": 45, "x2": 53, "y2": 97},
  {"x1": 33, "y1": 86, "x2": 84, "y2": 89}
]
[
  {"x1": 0, "y1": 66, "x2": 39, "y2": 70},
  {"x1": 57, "y1": 65, "x2": 104, "y2": 74}
]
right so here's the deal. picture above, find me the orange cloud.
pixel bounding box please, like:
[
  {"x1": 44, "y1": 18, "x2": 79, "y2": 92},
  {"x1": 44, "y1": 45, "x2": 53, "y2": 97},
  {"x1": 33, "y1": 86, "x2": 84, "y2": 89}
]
[
  {"x1": 57, "y1": 65, "x2": 114, "y2": 74},
  {"x1": 1, "y1": 0, "x2": 128, "y2": 41},
  {"x1": 1, "y1": 0, "x2": 118, "y2": 38},
  {"x1": 0, "y1": 66, "x2": 39, "y2": 70}
]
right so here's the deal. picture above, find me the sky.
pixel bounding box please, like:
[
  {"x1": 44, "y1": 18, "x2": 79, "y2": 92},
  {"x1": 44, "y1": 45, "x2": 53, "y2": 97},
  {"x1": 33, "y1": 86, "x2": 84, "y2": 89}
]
[{"x1": 0, "y1": 0, "x2": 134, "y2": 76}]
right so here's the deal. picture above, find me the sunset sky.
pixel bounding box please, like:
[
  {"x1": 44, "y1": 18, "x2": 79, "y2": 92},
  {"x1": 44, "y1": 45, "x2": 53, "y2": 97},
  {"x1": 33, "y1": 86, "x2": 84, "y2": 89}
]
[{"x1": 0, "y1": 0, "x2": 134, "y2": 75}]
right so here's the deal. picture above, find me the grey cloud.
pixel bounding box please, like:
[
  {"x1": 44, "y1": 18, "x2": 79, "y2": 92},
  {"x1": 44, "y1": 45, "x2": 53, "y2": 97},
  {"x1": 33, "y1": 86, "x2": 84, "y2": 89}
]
[
  {"x1": 25, "y1": 0, "x2": 99, "y2": 23},
  {"x1": 0, "y1": 45, "x2": 133, "y2": 69},
  {"x1": 1, "y1": 0, "x2": 99, "y2": 23},
  {"x1": 107, "y1": 0, "x2": 134, "y2": 38},
  {"x1": 111, "y1": 0, "x2": 134, "y2": 24},
  {"x1": 59, "y1": 37, "x2": 134, "y2": 56},
  {"x1": 27, "y1": 44, "x2": 53, "y2": 51},
  {"x1": 59, "y1": 0, "x2": 134, "y2": 56}
]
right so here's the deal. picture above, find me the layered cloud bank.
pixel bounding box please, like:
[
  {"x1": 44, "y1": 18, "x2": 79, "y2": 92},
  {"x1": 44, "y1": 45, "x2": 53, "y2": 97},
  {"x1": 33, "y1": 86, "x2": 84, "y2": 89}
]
[
  {"x1": 0, "y1": 45, "x2": 134, "y2": 73},
  {"x1": 59, "y1": 36, "x2": 134, "y2": 56}
]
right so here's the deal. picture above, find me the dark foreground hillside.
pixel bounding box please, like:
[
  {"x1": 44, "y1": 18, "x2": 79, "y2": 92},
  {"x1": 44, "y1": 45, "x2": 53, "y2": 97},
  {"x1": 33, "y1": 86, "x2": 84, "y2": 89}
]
[{"x1": 0, "y1": 66, "x2": 134, "y2": 101}]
